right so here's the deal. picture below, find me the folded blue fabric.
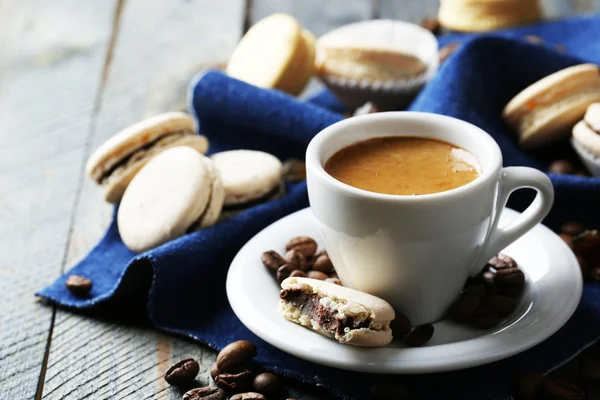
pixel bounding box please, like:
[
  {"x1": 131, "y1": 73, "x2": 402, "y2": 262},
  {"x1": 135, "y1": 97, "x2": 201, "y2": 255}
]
[{"x1": 39, "y1": 15, "x2": 600, "y2": 399}]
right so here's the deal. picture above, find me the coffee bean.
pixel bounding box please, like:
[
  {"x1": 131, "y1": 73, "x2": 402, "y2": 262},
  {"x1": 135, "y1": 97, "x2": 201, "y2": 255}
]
[
  {"x1": 524, "y1": 34, "x2": 544, "y2": 45},
  {"x1": 253, "y1": 372, "x2": 283, "y2": 397},
  {"x1": 439, "y1": 42, "x2": 459, "y2": 63},
  {"x1": 307, "y1": 270, "x2": 328, "y2": 280},
  {"x1": 215, "y1": 370, "x2": 254, "y2": 394},
  {"x1": 282, "y1": 159, "x2": 306, "y2": 182},
  {"x1": 488, "y1": 254, "x2": 517, "y2": 270},
  {"x1": 549, "y1": 160, "x2": 575, "y2": 175},
  {"x1": 470, "y1": 306, "x2": 502, "y2": 329},
  {"x1": 312, "y1": 254, "x2": 334, "y2": 273},
  {"x1": 405, "y1": 324, "x2": 434, "y2": 347},
  {"x1": 285, "y1": 237, "x2": 318, "y2": 258},
  {"x1": 65, "y1": 275, "x2": 92, "y2": 296},
  {"x1": 325, "y1": 277, "x2": 342, "y2": 285},
  {"x1": 290, "y1": 270, "x2": 307, "y2": 278},
  {"x1": 577, "y1": 256, "x2": 588, "y2": 278},
  {"x1": 573, "y1": 230, "x2": 600, "y2": 259},
  {"x1": 210, "y1": 363, "x2": 220, "y2": 380},
  {"x1": 371, "y1": 382, "x2": 409, "y2": 400},
  {"x1": 164, "y1": 358, "x2": 200, "y2": 386},
  {"x1": 182, "y1": 387, "x2": 226, "y2": 400},
  {"x1": 580, "y1": 357, "x2": 600, "y2": 382},
  {"x1": 284, "y1": 250, "x2": 308, "y2": 271},
  {"x1": 485, "y1": 295, "x2": 517, "y2": 317},
  {"x1": 555, "y1": 44, "x2": 567, "y2": 53},
  {"x1": 543, "y1": 379, "x2": 584, "y2": 400},
  {"x1": 390, "y1": 311, "x2": 412, "y2": 338},
  {"x1": 419, "y1": 17, "x2": 441, "y2": 35},
  {"x1": 512, "y1": 371, "x2": 546, "y2": 400},
  {"x1": 464, "y1": 282, "x2": 487, "y2": 297},
  {"x1": 561, "y1": 222, "x2": 585, "y2": 236},
  {"x1": 230, "y1": 393, "x2": 266, "y2": 400},
  {"x1": 447, "y1": 291, "x2": 482, "y2": 321},
  {"x1": 559, "y1": 233, "x2": 574, "y2": 249},
  {"x1": 277, "y1": 264, "x2": 296, "y2": 283},
  {"x1": 494, "y1": 267, "x2": 525, "y2": 287},
  {"x1": 216, "y1": 340, "x2": 257, "y2": 372},
  {"x1": 261, "y1": 251, "x2": 285, "y2": 271}
]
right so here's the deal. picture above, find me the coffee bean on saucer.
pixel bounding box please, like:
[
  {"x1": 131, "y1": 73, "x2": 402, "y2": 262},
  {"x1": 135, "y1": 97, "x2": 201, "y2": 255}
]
[
  {"x1": 325, "y1": 277, "x2": 342, "y2": 285},
  {"x1": 253, "y1": 372, "x2": 283, "y2": 397},
  {"x1": 548, "y1": 160, "x2": 575, "y2": 175},
  {"x1": 390, "y1": 311, "x2": 412, "y2": 338},
  {"x1": 405, "y1": 324, "x2": 434, "y2": 347},
  {"x1": 284, "y1": 249, "x2": 308, "y2": 271},
  {"x1": 277, "y1": 264, "x2": 296, "y2": 283},
  {"x1": 494, "y1": 267, "x2": 525, "y2": 287},
  {"x1": 559, "y1": 233, "x2": 574, "y2": 249},
  {"x1": 307, "y1": 270, "x2": 328, "y2": 280},
  {"x1": 65, "y1": 275, "x2": 93, "y2": 296},
  {"x1": 215, "y1": 370, "x2": 254, "y2": 394},
  {"x1": 290, "y1": 270, "x2": 307, "y2": 278},
  {"x1": 447, "y1": 291, "x2": 482, "y2": 322},
  {"x1": 285, "y1": 236, "x2": 318, "y2": 258},
  {"x1": 488, "y1": 254, "x2": 517, "y2": 270},
  {"x1": 261, "y1": 250, "x2": 285, "y2": 271},
  {"x1": 371, "y1": 382, "x2": 409, "y2": 400},
  {"x1": 470, "y1": 311, "x2": 502, "y2": 329},
  {"x1": 183, "y1": 386, "x2": 226, "y2": 400},
  {"x1": 561, "y1": 222, "x2": 585, "y2": 237},
  {"x1": 216, "y1": 340, "x2": 257, "y2": 372},
  {"x1": 484, "y1": 294, "x2": 517, "y2": 317},
  {"x1": 282, "y1": 159, "x2": 306, "y2": 182},
  {"x1": 543, "y1": 379, "x2": 584, "y2": 400},
  {"x1": 419, "y1": 17, "x2": 441, "y2": 35},
  {"x1": 573, "y1": 230, "x2": 600, "y2": 259},
  {"x1": 439, "y1": 42, "x2": 459, "y2": 64},
  {"x1": 210, "y1": 363, "x2": 220, "y2": 379},
  {"x1": 230, "y1": 393, "x2": 266, "y2": 400},
  {"x1": 512, "y1": 371, "x2": 546, "y2": 400},
  {"x1": 312, "y1": 254, "x2": 334, "y2": 273},
  {"x1": 464, "y1": 282, "x2": 487, "y2": 297},
  {"x1": 164, "y1": 358, "x2": 200, "y2": 386}
]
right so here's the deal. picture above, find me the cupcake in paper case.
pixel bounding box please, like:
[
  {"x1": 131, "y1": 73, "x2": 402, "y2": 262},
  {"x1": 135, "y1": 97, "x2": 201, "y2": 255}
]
[
  {"x1": 572, "y1": 103, "x2": 600, "y2": 177},
  {"x1": 314, "y1": 19, "x2": 439, "y2": 111}
]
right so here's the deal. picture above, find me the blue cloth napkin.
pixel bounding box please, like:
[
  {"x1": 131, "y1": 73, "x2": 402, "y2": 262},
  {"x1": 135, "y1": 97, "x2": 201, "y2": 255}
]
[{"x1": 39, "y1": 15, "x2": 600, "y2": 399}]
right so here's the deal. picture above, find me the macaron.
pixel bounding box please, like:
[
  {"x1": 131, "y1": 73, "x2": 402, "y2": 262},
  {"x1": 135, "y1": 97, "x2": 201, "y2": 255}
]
[
  {"x1": 438, "y1": 0, "x2": 542, "y2": 32},
  {"x1": 226, "y1": 13, "x2": 315, "y2": 95},
  {"x1": 279, "y1": 277, "x2": 395, "y2": 347},
  {"x1": 210, "y1": 150, "x2": 283, "y2": 207},
  {"x1": 86, "y1": 112, "x2": 209, "y2": 203},
  {"x1": 502, "y1": 64, "x2": 600, "y2": 149},
  {"x1": 572, "y1": 103, "x2": 600, "y2": 176},
  {"x1": 117, "y1": 146, "x2": 224, "y2": 253}
]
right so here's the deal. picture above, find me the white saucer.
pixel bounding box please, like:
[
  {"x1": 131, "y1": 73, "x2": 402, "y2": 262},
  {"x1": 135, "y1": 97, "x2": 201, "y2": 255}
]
[{"x1": 226, "y1": 208, "x2": 582, "y2": 374}]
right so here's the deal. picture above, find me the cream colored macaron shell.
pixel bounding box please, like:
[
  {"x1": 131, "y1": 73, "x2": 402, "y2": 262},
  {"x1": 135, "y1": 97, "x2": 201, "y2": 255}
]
[
  {"x1": 503, "y1": 64, "x2": 600, "y2": 149},
  {"x1": 211, "y1": 150, "x2": 282, "y2": 206},
  {"x1": 439, "y1": 0, "x2": 542, "y2": 32},
  {"x1": 573, "y1": 103, "x2": 600, "y2": 156},
  {"x1": 117, "y1": 147, "x2": 223, "y2": 252}
]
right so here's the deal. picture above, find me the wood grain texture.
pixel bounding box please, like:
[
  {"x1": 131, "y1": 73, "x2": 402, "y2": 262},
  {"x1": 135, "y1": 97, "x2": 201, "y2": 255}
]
[{"x1": 0, "y1": 1, "x2": 115, "y2": 398}]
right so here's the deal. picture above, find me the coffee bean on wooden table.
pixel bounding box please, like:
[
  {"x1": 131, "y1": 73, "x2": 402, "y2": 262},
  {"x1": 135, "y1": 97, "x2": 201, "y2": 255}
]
[
  {"x1": 261, "y1": 250, "x2": 285, "y2": 271},
  {"x1": 253, "y1": 372, "x2": 283, "y2": 397},
  {"x1": 419, "y1": 17, "x2": 441, "y2": 35},
  {"x1": 216, "y1": 340, "x2": 257, "y2": 372},
  {"x1": 548, "y1": 160, "x2": 575, "y2": 175},
  {"x1": 447, "y1": 291, "x2": 482, "y2": 322},
  {"x1": 312, "y1": 254, "x2": 334, "y2": 273},
  {"x1": 559, "y1": 233, "x2": 574, "y2": 249},
  {"x1": 439, "y1": 42, "x2": 459, "y2": 63},
  {"x1": 512, "y1": 371, "x2": 546, "y2": 400},
  {"x1": 290, "y1": 270, "x2": 307, "y2": 278},
  {"x1": 488, "y1": 254, "x2": 517, "y2": 270},
  {"x1": 543, "y1": 379, "x2": 585, "y2": 400},
  {"x1": 284, "y1": 249, "x2": 308, "y2": 271},
  {"x1": 371, "y1": 382, "x2": 409, "y2": 400},
  {"x1": 182, "y1": 387, "x2": 226, "y2": 400},
  {"x1": 230, "y1": 393, "x2": 266, "y2": 400},
  {"x1": 561, "y1": 222, "x2": 585, "y2": 237},
  {"x1": 215, "y1": 370, "x2": 254, "y2": 393},
  {"x1": 277, "y1": 264, "x2": 296, "y2": 283},
  {"x1": 65, "y1": 275, "x2": 93, "y2": 296},
  {"x1": 307, "y1": 270, "x2": 328, "y2": 280},
  {"x1": 164, "y1": 358, "x2": 200, "y2": 386},
  {"x1": 285, "y1": 236, "x2": 318, "y2": 258},
  {"x1": 405, "y1": 324, "x2": 434, "y2": 347},
  {"x1": 282, "y1": 159, "x2": 306, "y2": 182},
  {"x1": 390, "y1": 311, "x2": 412, "y2": 338}
]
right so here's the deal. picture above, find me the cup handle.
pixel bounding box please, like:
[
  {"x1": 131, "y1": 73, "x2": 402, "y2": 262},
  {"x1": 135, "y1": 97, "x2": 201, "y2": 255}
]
[{"x1": 470, "y1": 167, "x2": 554, "y2": 276}]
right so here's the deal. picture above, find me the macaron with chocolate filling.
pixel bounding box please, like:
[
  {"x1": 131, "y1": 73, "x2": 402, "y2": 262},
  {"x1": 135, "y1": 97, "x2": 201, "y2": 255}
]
[
  {"x1": 117, "y1": 146, "x2": 224, "y2": 253},
  {"x1": 572, "y1": 103, "x2": 600, "y2": 176},
  {"x1": 86, "y1": 112, "x2": 209, "y2": 203}
]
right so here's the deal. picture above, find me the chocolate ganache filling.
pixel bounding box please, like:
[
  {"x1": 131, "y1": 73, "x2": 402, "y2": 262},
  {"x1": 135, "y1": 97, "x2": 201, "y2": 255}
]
[{"x1": 280, "y1": 289, "x2": 372, "y2": 336}]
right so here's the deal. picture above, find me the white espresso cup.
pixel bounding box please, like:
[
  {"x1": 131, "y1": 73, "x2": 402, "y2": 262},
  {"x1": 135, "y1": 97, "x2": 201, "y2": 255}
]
[{"x1": 306, "y1": 112, "x2": 554, "y2": 325}]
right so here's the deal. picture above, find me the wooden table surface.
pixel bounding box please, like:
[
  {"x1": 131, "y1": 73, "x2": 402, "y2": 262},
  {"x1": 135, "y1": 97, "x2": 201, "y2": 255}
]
[{"x1": 1, "y1": 1, "x2": 598, "y2": 399}]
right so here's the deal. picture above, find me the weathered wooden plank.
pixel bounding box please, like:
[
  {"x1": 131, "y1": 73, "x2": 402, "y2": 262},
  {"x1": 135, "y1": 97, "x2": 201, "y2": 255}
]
[{"x1": 0, "y1": 1, "x2": 116, "y2": 399}]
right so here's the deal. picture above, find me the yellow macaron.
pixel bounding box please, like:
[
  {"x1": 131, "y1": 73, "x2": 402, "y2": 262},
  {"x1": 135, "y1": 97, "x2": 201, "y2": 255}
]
[{"x1": 439, "y1": 0, "x2": 542, "y2": 32}]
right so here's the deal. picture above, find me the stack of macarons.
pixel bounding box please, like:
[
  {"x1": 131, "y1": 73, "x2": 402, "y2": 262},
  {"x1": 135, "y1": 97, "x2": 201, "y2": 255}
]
[
  {"x1": 572, "y1": 103, "x2": 600, "y2": 177},
  {"x1": 87, "y1": 113, "x2": 286, "y2": 253}
]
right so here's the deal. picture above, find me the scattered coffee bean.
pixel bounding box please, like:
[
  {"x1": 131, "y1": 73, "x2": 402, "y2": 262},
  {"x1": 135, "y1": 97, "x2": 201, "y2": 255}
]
[
  {"x1": 65, "y1": 275, "x2": 93, "y2": 296},
  {"x1": 325, "y1": 277, "x2": 342, "y2": 285},
  {"x1": 216, "y1": 340, "x2": 257, "y2": 372},
  {"x1": 494, "y1": 267, "x2": 525, "y2": 287},
  {"x1": 261, "y1": 251, "x2": 285, "y2": 271},
  {"x1": 555, "y1": 44, "x2": 567, "y2": 53},
  {"x1": 512, "y1": 371, "x2": 546, "y2": 400},
  {"x1": 290, "y1": 270, "x2": 307, "y2": 278},
  {"x1": 210, "y1": 363, "x2": 220, "y2": 380},
  {"x1": 488, "y1": 254, "x2": 517, "y2": 270},
  {"x1": 390, "y1": 311, "x2": 412, "y2": 338},
  {"x1": 439, "y1": 42, "x2": 459, "y2": 64},
  {"x1": 230, "y1": 393, "x2": 266, "y2": 400},
  {"x1": 543, "y1": 379, "x2": 584, "y2": 400},
  {"x1": 253, "y1": 372, "x2": 283, "y2": 397},
  {"x1": 215, "y1": 370, "x2": 254, "y2": 394},
  {"x1": 182, "y1": 387, "x2": 226, "y2": 400},
  {"x1": 371, "y1": 382, "x2": 409, "y2": 400},
  {"x1": 559, "y1": 233, "x2": 574, "y2": 249},
  {"x1": 164, "y1": 358, "x2": 200, "y2": 386},
  {"x1": 469, "y1": 307, "x2": 502, "y2": 329},
  {"x1": 405, "y1": 324, "x2": 434, "y2": 347},
  {"x1": 576, "y1": 256, "x2": 588, "y2": 277},
  {"x1": 307, "y1": 270, "x2": 329, "y2": 280},
  {"x1": 561, "y1": 222, "x2": 585, "y2": 237},
  {"x1": 447, "y1": 291, "x2": 482, "y2": 321},
  {"x1": 419, "y1": 17, "x2": 441, "y2": 35},
  {"x1": 524, "y1": 34, "x2": 544, "y2": 45},
  {"x1": 548, "y1": 160, "x2": 575, "y2": 175},
  {"x1": 573, "y1": 230, "x2": 600, "y2": 259},
  {"x1": 284, "y1": 249, "x2": 308, "y2": 271},
  {"x1": 282, "y1": 159, "x2": 306, "y2": 182},
  {"x1": 277, "y1": 264, "x2": 296, "y2": 283},
  {"x1": 464, "y1": 282, "x2": 487, "y2": 297},
  {"x1": 312, "y1": 254, "x2": 334, "y2": 273},
  {"x1": 485, "y1": 294, "x2": 517, "y2": 317},
  {"x1": 580, "y1": 356, "x2": 600, "y2": 382},
  {"x1": 285, "y1": 236, "x2": 318, "y2": 258}
]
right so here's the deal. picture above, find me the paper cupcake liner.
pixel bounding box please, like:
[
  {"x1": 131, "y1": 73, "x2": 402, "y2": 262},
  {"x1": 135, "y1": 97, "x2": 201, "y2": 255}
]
[
  {"x1": 571, "y1": 137, "x2": 600, "y2": 177},
  {"x1": 315, "y1": 20, "x2": 439, "y2": 111}
]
